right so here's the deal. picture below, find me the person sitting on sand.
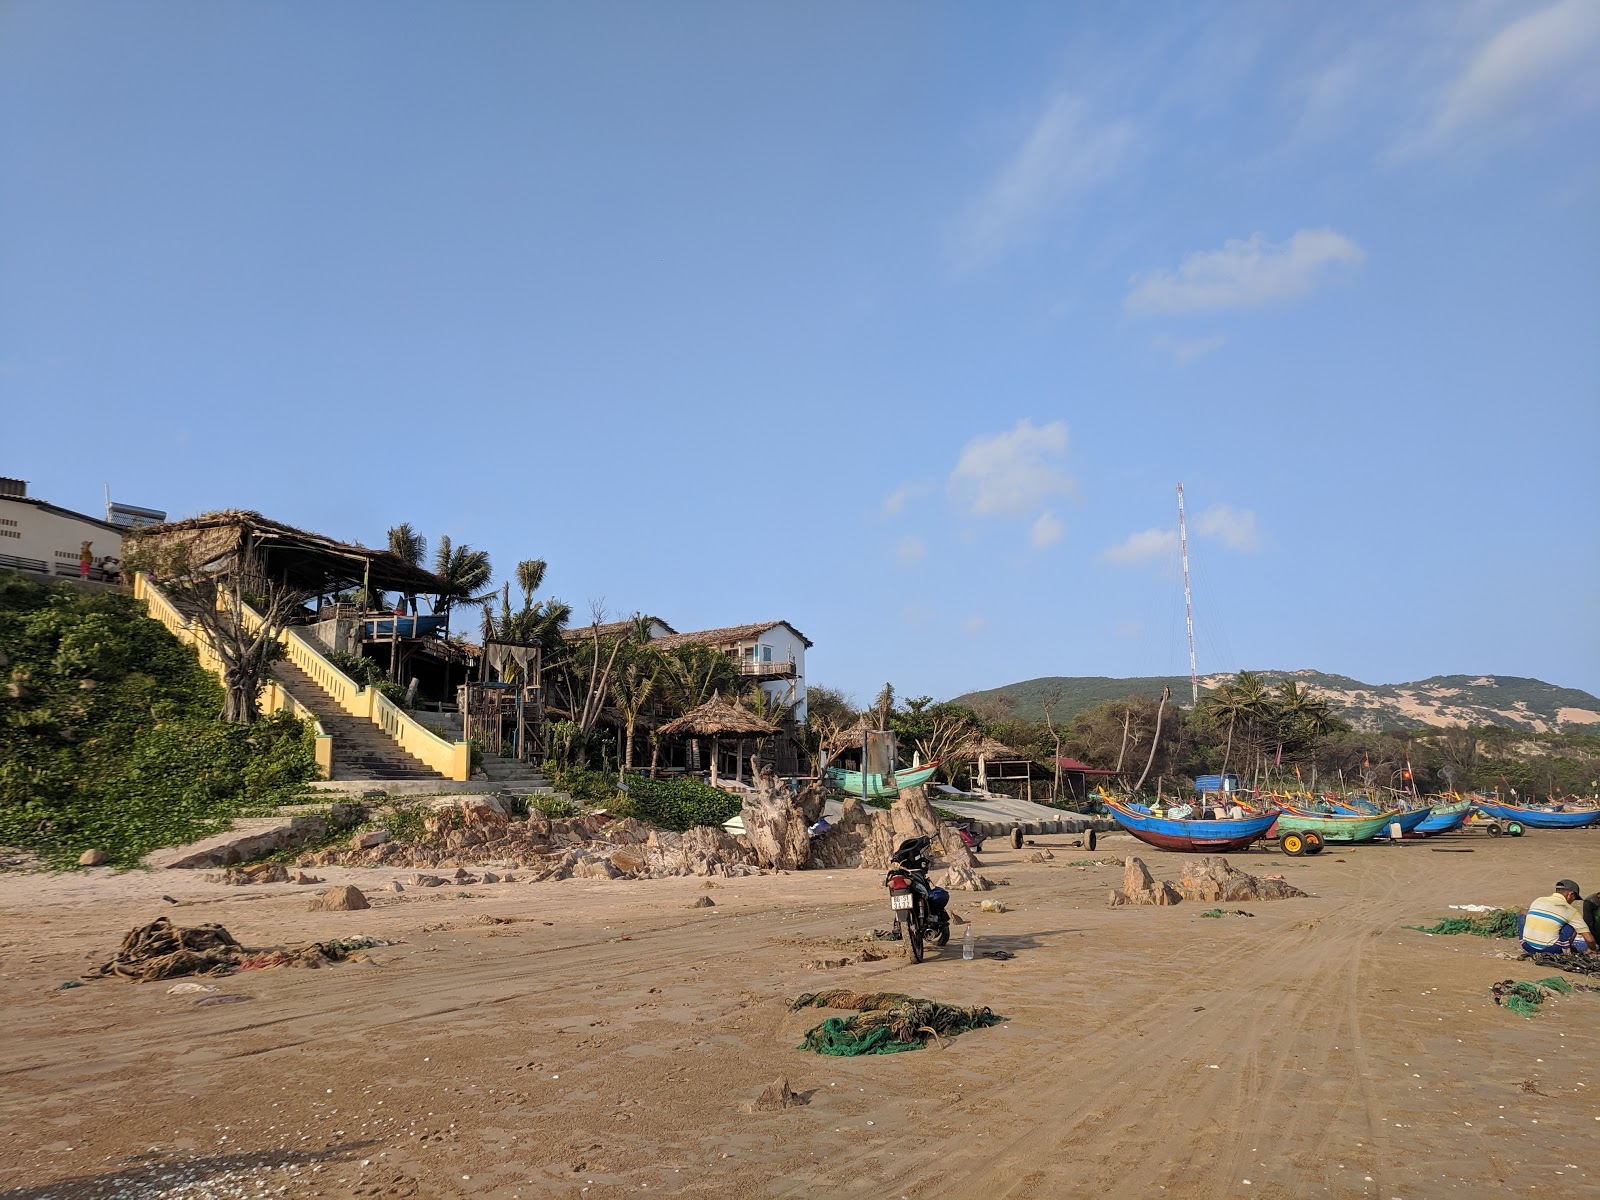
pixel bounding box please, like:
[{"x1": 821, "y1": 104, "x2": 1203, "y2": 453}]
[{"x1": 1520, "y1": 879, "x2": 1597, "y2": 955}]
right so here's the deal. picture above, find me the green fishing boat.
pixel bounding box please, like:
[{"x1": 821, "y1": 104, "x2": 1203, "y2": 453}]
[
  {"x1": 825, "y1": 760, "x2": 942, "y2": 799},
  {"x1": 1276, "y1": 806, "x2": 1399, "y2": 844}
]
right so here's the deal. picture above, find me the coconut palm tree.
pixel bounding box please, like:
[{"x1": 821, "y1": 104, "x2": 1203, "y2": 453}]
[
  {"x1": 608, "y1": 619, "x2": 663, "y2": 772},
  {"x1": 432, "y1": 536, "x2": 494, "y2": 623}
]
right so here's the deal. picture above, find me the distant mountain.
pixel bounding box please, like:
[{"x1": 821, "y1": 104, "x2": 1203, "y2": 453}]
[{"x1": 951, "y1": 671, "x2": 1600, "y2": 733}]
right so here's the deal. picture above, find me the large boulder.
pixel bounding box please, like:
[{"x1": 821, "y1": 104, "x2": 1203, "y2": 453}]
[
  {"x1": 1108, "y1": 856, "x2": 1181, "y2": 906},
  {"x1": 309, "y1": 884, "x2": 370, "y2": 911},
  {"x1": 940, "y1": 841, "x2": 994, "y2": 892},
  {"x1": 740, "y1": 767, "x2": 813, "y2": 871},
  {"x1": 1177, "y1": 856, "x2": 1308, "y2": 902}
]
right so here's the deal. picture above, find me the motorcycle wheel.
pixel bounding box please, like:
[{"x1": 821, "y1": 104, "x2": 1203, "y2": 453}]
[{"x1": 904, "y1": 914, "x2": 925, "y2": 963}]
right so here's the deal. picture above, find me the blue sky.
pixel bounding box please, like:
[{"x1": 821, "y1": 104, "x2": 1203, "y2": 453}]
[{"x1": 4, "y1": 1, "x2": 1598, "y2": 704}]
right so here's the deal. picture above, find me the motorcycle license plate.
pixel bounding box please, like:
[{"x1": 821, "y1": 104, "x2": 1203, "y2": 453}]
[{"x1": 890, "y1": 894, "x2": 914, "y2": 910}]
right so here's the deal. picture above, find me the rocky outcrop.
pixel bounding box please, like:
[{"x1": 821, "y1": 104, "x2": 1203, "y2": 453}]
[
  {"x1": 1108, "y1": 857, "x2": 1182, "y2": 906},
  {"x1": 1109, "y1": 855, "x2": 1309, "y2": 906},
  {"x1": 940, "y1": 842, "x2": 994, "y2": 892},
  {"x1": 1176, "y1": 856, "x2": 1308, "y2": 902},
  {"x1": 740, "y1": 768, "x2": 816, "y2": 871},
  {"x1": 309, "y1": 884, "x2": 370, "y2": 911},
  {"x1": 301, "y1": 798, "x2": 760, "y2": 881}
]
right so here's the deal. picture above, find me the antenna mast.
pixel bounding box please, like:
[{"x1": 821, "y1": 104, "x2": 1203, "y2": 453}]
[{"x1": 1178, "y1": 483, "x2": 1198, "y2": 705}]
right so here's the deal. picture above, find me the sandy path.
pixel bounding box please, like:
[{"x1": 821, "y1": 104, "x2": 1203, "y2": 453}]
[{"x1": 0, "y1": 831, "x2": 1596, "y2": 1199}]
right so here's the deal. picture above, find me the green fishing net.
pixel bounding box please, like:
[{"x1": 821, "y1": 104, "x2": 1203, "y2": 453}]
[
  {"x1": 1404, "y1": 909, "x2": 1521, "y2": 938},
  {"x1": 791, "y1": 989, "x2": 1006, "y2": 1056},
  {"x1": 1492, "y1": 976, "x2": 1574, "y2": 1017}
]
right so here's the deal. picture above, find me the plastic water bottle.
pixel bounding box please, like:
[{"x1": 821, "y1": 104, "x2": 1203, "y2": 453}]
[{"x1": 963, "y1": 924, "x2": 974, "y2": 960}]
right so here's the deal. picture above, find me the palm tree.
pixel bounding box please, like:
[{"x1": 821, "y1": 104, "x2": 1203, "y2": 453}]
[
  {"x1": 608, "y1": 619, "x2": 662, "y2": 773},
  {"x1": 387, "y1": 524, "x2": 427, "y2": 569},
  {"x1": 1201, "y1": 671, "x2": 1271, "y2": 781},
  {"x1": 432, "y1": 536, "x2": 494, "y2": 624}
]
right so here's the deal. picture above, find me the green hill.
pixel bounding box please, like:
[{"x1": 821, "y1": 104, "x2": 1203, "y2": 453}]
[{"x1": 952, "y1": 670, "x2": 1600, "y2": 733}]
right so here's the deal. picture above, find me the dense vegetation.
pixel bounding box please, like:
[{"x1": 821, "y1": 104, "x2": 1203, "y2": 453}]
[
  {"x1": 810, "y1": 674, "x2": 1600, "y2": 803},
  {"x1": 955, "y1": 671, "x2": 1600, "y2": 734},
  {"x1": 0, "y1": 573, "x2": 320, "y2": 867}
]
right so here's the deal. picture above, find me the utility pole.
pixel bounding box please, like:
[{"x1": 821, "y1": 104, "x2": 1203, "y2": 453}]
[{"x1": 1178, "y1": 483, "x2": 1198, "y2": 706}]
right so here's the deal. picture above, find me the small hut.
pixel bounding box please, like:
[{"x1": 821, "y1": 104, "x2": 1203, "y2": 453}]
[
  {"x1": 657, "y1": 691, "x2": 779, "y2": 788},
  {"x1": 955, "y1": 734, "x2": 1023, "y2": 796}
]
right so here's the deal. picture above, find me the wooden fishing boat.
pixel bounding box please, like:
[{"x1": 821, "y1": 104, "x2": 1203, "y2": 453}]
[
  {"x1": 1105, "y1": 797, "x2": 1279, "y2": 853},
  {"x1": 1410, "y1": 797, "x2": 1472, "y2": 836},
  {"x1": 1276, "y1": 807, "x2": 1398, "y2": 843},
  {"x1": 1472, "y1": 799, "x2": 1600, "y2": 830},
  {"x1": 825, "y1": 760, "x2": 942, "y2": 799},
  {"x1": 1328, "y1": 801, "x2": 1433, "y2": 835}
]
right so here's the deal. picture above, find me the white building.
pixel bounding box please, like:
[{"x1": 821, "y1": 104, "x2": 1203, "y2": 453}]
[
  {"x1": 0, "y1": 478, "x2": 129, "y2": 582},
  {"x1": 563, "y1": 616, "x2": 812, "y2": 720}
]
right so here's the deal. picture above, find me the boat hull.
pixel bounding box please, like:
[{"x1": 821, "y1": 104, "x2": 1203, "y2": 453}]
[
  {"x1": 1409, "y1": 800, "x2": 1472, "y2": 837},
  {"x1": 825, "y1": 761, "x2": 941, "y2": 799},
  {"x1": 1106, "y1": 800, "x2": 1278, "y2": 853},
  {"x1": 1330, "y1": 804, "x2": 1432, "y2": 834},
  {"x1": 1276, "y1": 809, "x2": 1398, "y2": 843},
  {"x1": 1473, "y1": 800, "x2": 1600, "y2": 829}
]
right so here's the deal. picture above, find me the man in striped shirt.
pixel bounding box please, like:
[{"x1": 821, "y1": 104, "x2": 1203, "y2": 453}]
[{"x1": 1520, "y1": 880, "x2": 1596, "y2": 954}]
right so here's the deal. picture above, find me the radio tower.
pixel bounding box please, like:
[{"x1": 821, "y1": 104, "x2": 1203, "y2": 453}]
[{"x1": 1178, "y1": 483, "x2": 1198, "y2": 706}]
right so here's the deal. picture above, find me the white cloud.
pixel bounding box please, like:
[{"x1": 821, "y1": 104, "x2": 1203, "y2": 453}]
[
  {"x1": 1102, "y1": 527, "x2": 1178, "y2": 566},
  {"x1": 961, "y1": 93, "x2": 1135, "y2": 262},
  {"x1": 895, "y1": 535, "x2": 927, "y2": 565},
  {"x1": 1420, "y1": 0, "x2": 1600, "y2": 150},
  {"x1": 963, "y1": 615, "x2": 989, "y2": 636},
  {"x1": 950, "y1": 418, "x2": 1074, "y2": 517},
  {"x1": 881, "y1": 482, "x2": 929, "y2": 516},
  {"x1": 1029, "y1": 510, "x2": 1065, "y2": 549},
  {"x1": 1192, "y1": 504, "x2": 1260, "y2": 552},
  {"x1": 1102, "y1": 504, "x2": 1261, "y2": 566},
  {"x1": 1126, "y1": 229, "x2": 1365, "y2": 316}
]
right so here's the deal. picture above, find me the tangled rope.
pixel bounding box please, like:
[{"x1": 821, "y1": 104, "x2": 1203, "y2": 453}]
[
  {"x1": 92, "y1": 917, "x2": 241, "y2": 982},
  {"x1": 1404, "y1": 909, "x2": 1521, "y2": 938},
  {"x1": 790, "y1": 989, "x2": 1005, "y2": 1056},
  {"x1": 1491, "y1": 976, "x2": 1573, "y2": 1017},
  {"x1": 1524, "y1": 951, "x2": 1600, "y2": 977}
]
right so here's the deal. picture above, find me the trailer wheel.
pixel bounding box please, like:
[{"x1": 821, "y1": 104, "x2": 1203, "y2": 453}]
[
  {"x1": 1281, "y1": 831, "x2": 1307, "y2": 857},
  {"x1": 1303, "y1": 831, "x2": 1325, "y2": 855},
  {"x1": 1507, "y1": 821, "x2": 1525, "y2": 838},
  {"x1": 1010, "y1": 828, "x2": 1023, "y2": 850},
  {"x1": 1487, "y1": 822, "x2": 1504, "y2": 837},
  {"x1": 1086, "y1": 829, "x2": 1097, "y2": 852}
]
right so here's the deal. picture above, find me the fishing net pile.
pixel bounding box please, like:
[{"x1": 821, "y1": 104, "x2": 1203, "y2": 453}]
[
  {"x1": 1491, "y1": 976, "x2": 1573, "y2": 1017},
  {"x1": 1524, "y1": 951, "x2": 1600, "y2": 977},
  {"x1": 790, "y1": 989, "x2": 1005, "y2": 1056},
  {"x1": 91, "y1": 918, "x2": 389, "y2": 981},
  {"x1": 93, "y1": 918, "x2": 242, "y2": 981},
  {"x1": 1404, "y1": 908, "x2": 1521, "y2": 938}
]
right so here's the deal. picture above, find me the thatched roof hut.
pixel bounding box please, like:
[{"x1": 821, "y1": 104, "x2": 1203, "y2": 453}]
[
  {"x1": 129, "y1": 510, "x2": 444, "y2": 596},
  {"x1": 657, "y1": 692, "x2": 777, "y2": 788},
  {"x1": 955, "y1": 735, "x2": 1019, "y2": 761},
  {"x1": 657, "y1": 692, "x2": 779, "y2": 739}
]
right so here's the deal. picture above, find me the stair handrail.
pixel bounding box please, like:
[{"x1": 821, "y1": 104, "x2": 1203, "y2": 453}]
[
  {"x1": 237, "y1": 598, "x2": 470, "y2": 782},
  {"x1": 134, "y1": 573, "x2": 333, "y2": 776}
]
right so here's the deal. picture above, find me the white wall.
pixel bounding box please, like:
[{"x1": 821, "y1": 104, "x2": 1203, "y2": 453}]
[
  {"x1": 752, "y1": 624, "x2": 808, "y2": 722},
  {"x1": 0, "y1": 498, "x2": 123, "y2": 577}
]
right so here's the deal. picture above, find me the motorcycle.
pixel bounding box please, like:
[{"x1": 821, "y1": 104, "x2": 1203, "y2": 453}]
[
  {"x1": 885, "y1": 835, "x2": 951, "y2": 963},
  {"x1": 952, "y1": 822, "x2": 985, "y2": 854}
]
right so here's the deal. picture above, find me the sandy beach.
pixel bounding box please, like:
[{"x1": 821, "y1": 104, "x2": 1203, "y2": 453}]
[{"x1": 1, "y1": 830, "x2": 1596, "y2": 1199}]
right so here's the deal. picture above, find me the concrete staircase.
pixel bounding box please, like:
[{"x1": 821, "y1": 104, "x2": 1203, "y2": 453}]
[
  {"x1": 272, "y1": 658, "x2": 446, "y2": 782},
  {"x1": 479, "y1": 751, "x2": 563, "y2": 798}
]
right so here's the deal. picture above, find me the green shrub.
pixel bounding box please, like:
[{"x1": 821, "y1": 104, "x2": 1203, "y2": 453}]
[
  {"x1": 548, "y1": 765, "x2": 619, "y2": 807},
  {"x1": 529, "y1": 795, "x2": 578, "y2": 818},
  {"x1": 325, "y1": 649, "x2": 384, "y2": 687},
  {"x1": 0, "y1": 572, "x2": 320, "y2": 867},
  {"x1": 371, "y1": 680, "x2": 409, "y2": 708},
  {"x1": 622, "y1": 775, "x2": 741, "y2": 832}
]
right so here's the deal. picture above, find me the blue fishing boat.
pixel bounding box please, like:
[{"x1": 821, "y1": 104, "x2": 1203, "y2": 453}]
[
  {"x1": 1411, "y1": 797, "x2": 1472, "y2": 836},
  {"x1": 1473, "y1": 800, "x2": 1600, "y2": 830},
  {"x1": 1105, "y1": 797, "x2": 1279, "y2": 853}
]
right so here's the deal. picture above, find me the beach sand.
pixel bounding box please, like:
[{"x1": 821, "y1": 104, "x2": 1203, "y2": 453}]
[{"x1": 0, "y1": 829, "x2": 1596, "y2": 1198}]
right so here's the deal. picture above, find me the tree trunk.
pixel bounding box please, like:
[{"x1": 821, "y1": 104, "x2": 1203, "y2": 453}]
[
  {"x1": 1134, "y1": 688, "x2": 1169, "y2": 794},
  {"x1": 624, "y1": 716, "x2": 636, "y2": 770},
  {"x1": 1114, "y1": 708, "x2": 1132, "y2": 776}
]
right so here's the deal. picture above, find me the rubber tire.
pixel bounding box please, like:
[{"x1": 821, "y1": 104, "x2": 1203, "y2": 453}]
[
  {"x1": 1281, "y1": 831, "x2": 1306, "y2": 857},
  {"x1": 1303, "y1": 831, "x2": 1325, "y2": 855},
  {"x1": 1507, "y1": 821, "x2": 1525, "y2": 837},
  {"x1": 1011, "y1": 828, "x2": 1024, "y2": 849},
  {"x1": 1487, "y1": 823, "x2": 1504, "y2": 837},
  {"x1": 904, "y1": 913, "x2": 924, "y2": 963},
  {"x1": 1086, "y1": 829, "x2": 1097, "y2": 852}
]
